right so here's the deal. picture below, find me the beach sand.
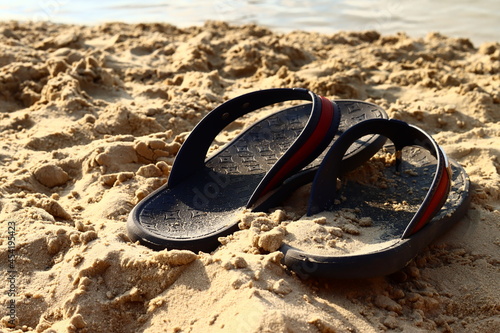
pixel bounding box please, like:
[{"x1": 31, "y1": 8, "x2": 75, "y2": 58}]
[{"x1": 0, "y1": 21, "x2": 499, "y2": 332}]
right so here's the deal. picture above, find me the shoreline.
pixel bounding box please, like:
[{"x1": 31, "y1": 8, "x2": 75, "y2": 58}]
[
  {"x1": 3, "y1": 0, "x2": 500, "y2": 46},
  {"x1": 3, "y1": 19, "x2": 500, "y2": 46}
]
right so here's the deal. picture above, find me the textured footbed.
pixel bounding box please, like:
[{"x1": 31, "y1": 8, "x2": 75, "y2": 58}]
[
  {"x1": 281, "y1": 145, "x2": 470, "y2": 279},
  {"x1": 337, "y1": 146, "x2": 468, "y2": 239},
  {"x1": 128, "y1": 100, "x2": 387, "y2": 252}
]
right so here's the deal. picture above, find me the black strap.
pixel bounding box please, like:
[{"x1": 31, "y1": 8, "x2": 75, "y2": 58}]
[
  {"x1": 308, "y1": 118, "x2": 451, "y2": 238},
  {"x1": 168, "y1": 88, "x2": 326, "y2": 189}
]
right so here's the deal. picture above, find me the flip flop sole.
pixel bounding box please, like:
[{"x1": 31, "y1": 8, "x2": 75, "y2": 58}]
[
  {"x1": 281, "y1": 146, "x2": 470, "y2": 279},
  {"x1": 128, "y1": 100, "x2": 387, "y2": 252}
]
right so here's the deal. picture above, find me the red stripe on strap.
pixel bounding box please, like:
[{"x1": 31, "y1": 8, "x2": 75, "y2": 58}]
[
  {"x1": 260, "y1": 96, "x2": 335, "y2": 195},
  {"x1": 409, "y1": 167, "x2": 451, "y2": 235}
]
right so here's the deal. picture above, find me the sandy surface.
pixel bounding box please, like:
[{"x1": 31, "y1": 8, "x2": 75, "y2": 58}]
[{"x1": 0, "y1": 21, "x2": 499, "y2": 332}]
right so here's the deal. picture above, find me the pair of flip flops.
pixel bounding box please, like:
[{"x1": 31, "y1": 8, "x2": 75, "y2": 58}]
[{"x1": 127, "y1": 88, "x2": 470, "y2": 279}]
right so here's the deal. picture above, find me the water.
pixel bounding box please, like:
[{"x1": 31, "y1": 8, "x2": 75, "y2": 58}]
[{"x1": 1, "y1": 0, "x2": 499, "y2": 45}]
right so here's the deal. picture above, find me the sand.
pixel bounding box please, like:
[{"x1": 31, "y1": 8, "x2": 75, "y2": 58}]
[{"x1": 0, "y1": 20, "x2": 498, "y2": 332}]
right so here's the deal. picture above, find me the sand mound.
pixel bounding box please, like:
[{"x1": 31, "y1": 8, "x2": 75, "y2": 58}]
[{"x1": 0, "y1": 21, "x2": 499, "y2": 332}]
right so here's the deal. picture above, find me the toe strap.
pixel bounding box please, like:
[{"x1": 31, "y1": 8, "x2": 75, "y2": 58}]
[{"x1": 168, "y1": 88, "x2": 340, "y2": 205}]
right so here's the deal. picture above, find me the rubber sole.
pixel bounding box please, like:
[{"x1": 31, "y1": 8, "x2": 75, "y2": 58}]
[
  {"x1": 281, "y1": 145, "x2": 471, "y2": 279},
  {"x1": 127, "y1": 100, "x2": 387, "y2": 252}
]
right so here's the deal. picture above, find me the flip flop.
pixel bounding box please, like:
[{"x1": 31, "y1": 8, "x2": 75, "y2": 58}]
[
  {"x1": 127, "y1": 89, "x2": 387, "y2": 252},
  {"x1": 281, "y1": 119, "x2": 471, "y2": 279}
]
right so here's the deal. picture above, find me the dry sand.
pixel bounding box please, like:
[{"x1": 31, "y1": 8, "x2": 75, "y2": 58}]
[{"x1": 0, "y1": 21, "x2": 499, "y2": 332}]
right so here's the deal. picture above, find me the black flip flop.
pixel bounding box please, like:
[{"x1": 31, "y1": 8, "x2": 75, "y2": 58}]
[
  {"x1": 127, "y1": 89, "x2": 387, "y2": 252},
  {"x1": 281, "y1": 119, "x2": 471, "y2": 279}
]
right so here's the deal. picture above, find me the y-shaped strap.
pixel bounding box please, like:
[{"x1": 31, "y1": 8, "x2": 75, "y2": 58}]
[
  {"x1": 168, "y1": 88, "x2": 340, "y2": 206},
  {"x1": 308, "y1": 119, "x2": 451, "y2": 238}
]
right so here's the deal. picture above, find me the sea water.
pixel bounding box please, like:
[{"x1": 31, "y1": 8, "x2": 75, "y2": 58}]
[{"x1": 1, "y1": 0, "x2": 499, "y2": 45}]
